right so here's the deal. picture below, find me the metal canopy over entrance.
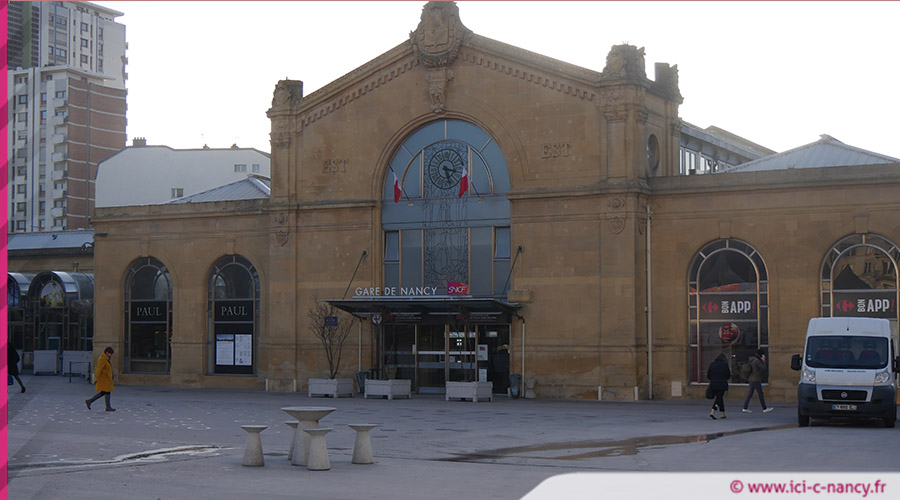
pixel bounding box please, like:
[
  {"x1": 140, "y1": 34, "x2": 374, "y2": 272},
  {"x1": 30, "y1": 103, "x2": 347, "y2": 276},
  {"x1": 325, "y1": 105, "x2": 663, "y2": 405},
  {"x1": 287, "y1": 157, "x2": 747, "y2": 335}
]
[
  {"x1": 326, "y1": 296, "x2": 520, "y2": 325},
  {"x1": 327, "y1": 297, "x2": 520, "y2": 394}
]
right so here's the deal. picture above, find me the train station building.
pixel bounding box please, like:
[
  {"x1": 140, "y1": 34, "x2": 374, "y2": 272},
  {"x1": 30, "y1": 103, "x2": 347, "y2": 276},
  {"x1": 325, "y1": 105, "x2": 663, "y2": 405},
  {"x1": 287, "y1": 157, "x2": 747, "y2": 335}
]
[{"x1": 87, "y1": 2, "x2": 900, "y2": 400}]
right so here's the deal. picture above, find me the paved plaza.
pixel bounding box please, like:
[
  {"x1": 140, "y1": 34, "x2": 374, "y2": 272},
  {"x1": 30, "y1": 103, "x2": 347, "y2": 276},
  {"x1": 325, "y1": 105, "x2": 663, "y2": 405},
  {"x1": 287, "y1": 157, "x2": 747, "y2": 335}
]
[{"x1": 7, "y1": 374, "x2": 899, "y2": 499}]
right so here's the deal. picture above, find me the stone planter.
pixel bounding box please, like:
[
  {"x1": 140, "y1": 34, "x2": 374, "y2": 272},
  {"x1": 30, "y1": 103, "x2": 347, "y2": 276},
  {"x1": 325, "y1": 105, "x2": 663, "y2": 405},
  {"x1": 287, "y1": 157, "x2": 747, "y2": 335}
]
[
  {"x1": 445, "y1": 381, "x2": 493, "y2": 402},
  {"x1": 308, "y1": 378, "x2": 354, "y2": 398},
  {"x1": 365, "y1": 379, "x2": 411, "y2": 400}
]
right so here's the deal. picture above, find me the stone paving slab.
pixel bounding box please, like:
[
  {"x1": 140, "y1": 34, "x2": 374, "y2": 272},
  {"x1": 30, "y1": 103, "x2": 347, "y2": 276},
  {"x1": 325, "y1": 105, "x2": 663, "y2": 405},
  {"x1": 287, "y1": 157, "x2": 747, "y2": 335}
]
[{"x1": 7, "y1": 374, "x2": 899, "y2": 499}]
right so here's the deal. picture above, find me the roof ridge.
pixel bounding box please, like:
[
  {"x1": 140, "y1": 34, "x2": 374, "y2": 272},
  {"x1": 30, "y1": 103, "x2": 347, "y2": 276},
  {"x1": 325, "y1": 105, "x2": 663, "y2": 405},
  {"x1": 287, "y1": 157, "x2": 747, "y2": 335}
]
[{"x1": 723, "y1": 135, "x2": 899, "y2": 172}]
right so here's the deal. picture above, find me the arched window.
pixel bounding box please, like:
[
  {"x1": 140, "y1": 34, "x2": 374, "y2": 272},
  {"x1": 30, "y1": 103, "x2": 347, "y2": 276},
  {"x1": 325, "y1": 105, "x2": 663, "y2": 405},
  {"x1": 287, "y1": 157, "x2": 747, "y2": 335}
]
[
  {"x1": 688, "y1": 239, "x2": 769, "y2": 384},
  {"x1": 27, "y1": 271, "x2": 94, "y2": 353},
  {"x1": 208, "y1": 255, "x2": 259, "y2": 375},
  {"x1": 124, "y1": 257, "x2": 172, "y2": 373},
  {"x1": 821, "y1": 234, "x2": 899, "y2": 321},
  {"x1": 382, "y1": 119, "x2": 511, "y2": 296}
]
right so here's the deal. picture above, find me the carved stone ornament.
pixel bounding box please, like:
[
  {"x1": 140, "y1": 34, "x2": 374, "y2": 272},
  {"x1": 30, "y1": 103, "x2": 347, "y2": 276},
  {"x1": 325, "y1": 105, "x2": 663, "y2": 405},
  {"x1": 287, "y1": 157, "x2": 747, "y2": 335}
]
[
  {"x1": 272, "y1": 79, "x2": 302, "y2": 108},
  {"x1": 270, "y1": 116, "x2": 291, "y2": 149},
  {"x1": 608, "y1": 217, "x2": 626, "y2": 235},
  {"x1": 601, "y1": 44, "x2": 647, "y2": 81},
  {"x1": 409, "y1": 1, "x2": 471, "y2": 68},
  {"x1": 275, "y1": 231, "x2": 290, "y2": 247},
  {"x1": 426, "y1": 68, "x2": 453, "y2": 113},
  {"x1": 601, "y1": 89, "x2": 627, "y2": 122},
  {"x1": 274, "y1": 213, "x2": 288, "y2": 225},
  {"x1": 608, "y1": 197, "x2": 625, "y2": 211}
]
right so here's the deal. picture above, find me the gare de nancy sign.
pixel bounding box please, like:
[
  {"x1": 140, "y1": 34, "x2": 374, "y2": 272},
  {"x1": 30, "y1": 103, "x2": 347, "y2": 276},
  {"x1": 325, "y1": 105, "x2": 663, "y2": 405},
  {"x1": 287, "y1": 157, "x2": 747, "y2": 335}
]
[{"x1": 354, "y1": 281, "x2": 470, "y2": 298}]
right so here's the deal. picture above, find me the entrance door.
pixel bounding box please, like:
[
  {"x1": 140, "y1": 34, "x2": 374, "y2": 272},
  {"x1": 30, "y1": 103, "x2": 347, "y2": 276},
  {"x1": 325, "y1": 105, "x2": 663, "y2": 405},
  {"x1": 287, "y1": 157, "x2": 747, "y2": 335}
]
[
  {"x1": 416, "y1": 325, "x2": 446, "y2": 393},
  {"x1": 448, "y1": 326, "x2": 477, "y2": 382},
  {"x1": 397, "y1": 323, "x2": 511, "y2": 394},
  {"x1": 479, "y1": 325, "x2": 511, "y2": 394}
]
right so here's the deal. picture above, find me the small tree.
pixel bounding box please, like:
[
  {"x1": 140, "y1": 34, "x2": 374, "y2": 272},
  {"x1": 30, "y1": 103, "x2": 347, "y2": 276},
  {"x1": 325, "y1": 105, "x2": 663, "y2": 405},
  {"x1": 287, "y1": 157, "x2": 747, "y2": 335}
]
[{"x1": 307, "y1": 297, "x2": 352, "y2": 379}]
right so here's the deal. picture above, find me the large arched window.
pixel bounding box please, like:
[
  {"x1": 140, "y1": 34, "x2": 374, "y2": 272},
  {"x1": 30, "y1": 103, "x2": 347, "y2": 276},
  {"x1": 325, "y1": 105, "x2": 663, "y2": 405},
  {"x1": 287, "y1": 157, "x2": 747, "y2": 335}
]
[
  {"x1": 208, "y1": 255, "x2": 260, "y2": 375},
  {"x1": 821, "y1": 234, "x2": 899, "y2": 322},
  {"x1": 381, "y1": 119, "x2": 511, "y2": 296},
  {"x1": 688, "y1": 239, "x2": 769, "y2": 384},
  {"x1": 27, "y1": 271, "x2": 94, "y2": 353},
  {"x1": 124, "y1": 257, "x2": 172, "y2": 373}
]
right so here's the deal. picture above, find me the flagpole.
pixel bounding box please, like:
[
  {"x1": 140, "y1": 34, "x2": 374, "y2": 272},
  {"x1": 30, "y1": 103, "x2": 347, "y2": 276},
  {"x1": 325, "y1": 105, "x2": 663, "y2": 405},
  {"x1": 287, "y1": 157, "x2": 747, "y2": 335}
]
[
  {"x1": 388, "y1": 166, "x2": 414, "y2": 204},
  {"x1": 459, "y1": 167, "x2": 483, "y2": 200}
]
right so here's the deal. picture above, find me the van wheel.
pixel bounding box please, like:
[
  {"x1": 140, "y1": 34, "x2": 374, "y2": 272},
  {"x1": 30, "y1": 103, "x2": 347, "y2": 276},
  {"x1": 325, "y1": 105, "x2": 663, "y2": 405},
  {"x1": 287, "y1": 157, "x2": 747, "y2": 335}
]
[
  {"x1": 885, "y1": 417, "x2": 896, "y2": 428},
  {"x1": 798, "y1": 411, "x2": 810, "y2": 427}
]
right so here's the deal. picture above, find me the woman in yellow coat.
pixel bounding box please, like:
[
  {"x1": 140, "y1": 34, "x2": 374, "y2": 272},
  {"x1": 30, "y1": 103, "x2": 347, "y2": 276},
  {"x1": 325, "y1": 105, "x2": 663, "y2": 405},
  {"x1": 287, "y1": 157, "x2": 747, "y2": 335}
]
[{"x1": 85, "y1": 347, "x2": 116, "y2": 411}]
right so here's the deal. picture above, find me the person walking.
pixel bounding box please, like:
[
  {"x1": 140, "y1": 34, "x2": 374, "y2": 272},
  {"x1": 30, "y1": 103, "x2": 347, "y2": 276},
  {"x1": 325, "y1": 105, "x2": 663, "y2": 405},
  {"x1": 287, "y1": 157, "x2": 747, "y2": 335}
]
[
  {"x1": 742, "y1": 349, "x2": 773, "y2": 413},
  {"x1": 707, "y1": 352, "x2": 731, "y2": 420},
  {"x1": 8, "y1": 344, "x2": 26, "y2": 393},
  {"x1": 85, "y1": 347, "x2": 116, "y2": 411}
]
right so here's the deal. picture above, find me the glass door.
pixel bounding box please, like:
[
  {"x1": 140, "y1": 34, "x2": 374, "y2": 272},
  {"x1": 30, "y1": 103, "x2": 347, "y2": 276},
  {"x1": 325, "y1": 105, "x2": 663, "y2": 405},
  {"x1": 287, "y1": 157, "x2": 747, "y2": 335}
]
[
  {"x1": 448, "y1": 326, "x2": 477, "y2": 382},
  {"x1": 416, "y1": 325, "x2": 446, "y2": 393}
]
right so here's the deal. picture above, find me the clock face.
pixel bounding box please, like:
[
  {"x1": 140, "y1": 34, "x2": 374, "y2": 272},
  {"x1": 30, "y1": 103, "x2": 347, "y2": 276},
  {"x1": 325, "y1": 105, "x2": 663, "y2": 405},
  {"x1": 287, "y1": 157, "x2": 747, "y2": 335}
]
[{"x1": 427, "y1": 147, "x2": 465, "y2": 189}]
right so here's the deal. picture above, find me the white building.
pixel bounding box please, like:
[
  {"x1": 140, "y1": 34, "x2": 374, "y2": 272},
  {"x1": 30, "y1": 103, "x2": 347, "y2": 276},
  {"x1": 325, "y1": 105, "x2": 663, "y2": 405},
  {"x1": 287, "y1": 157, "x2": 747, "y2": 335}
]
[
  {"x1": 7, "y1": 1, "x2": 127, "y2": 233},
  {"x1": 95, "y1": 140, "x2": 271, "y2": 207}
]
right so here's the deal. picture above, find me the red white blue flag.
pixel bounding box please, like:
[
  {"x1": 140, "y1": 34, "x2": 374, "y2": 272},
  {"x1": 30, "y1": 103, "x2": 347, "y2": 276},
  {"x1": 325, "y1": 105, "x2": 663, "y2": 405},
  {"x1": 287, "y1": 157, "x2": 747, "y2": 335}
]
[
  {"x1": 393, "y1": 171, "x2": 402, "y2": 203},
  {"x1": 458, "y1": 167, "x2": 468, "y2": 198}
]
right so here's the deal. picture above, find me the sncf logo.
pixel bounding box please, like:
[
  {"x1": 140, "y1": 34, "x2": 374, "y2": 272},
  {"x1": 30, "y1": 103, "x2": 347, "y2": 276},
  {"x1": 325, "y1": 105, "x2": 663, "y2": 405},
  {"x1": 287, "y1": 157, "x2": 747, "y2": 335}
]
[{"x1": 447, "y1": 282, "x2": 469, "y2": 295}]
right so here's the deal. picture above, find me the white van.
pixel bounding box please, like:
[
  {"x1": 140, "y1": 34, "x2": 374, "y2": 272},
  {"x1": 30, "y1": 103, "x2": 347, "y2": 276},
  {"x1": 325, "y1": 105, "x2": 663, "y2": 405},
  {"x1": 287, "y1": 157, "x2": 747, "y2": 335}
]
[{"x1": 791, "y1": 317, "x2": 898, "y2": 427}]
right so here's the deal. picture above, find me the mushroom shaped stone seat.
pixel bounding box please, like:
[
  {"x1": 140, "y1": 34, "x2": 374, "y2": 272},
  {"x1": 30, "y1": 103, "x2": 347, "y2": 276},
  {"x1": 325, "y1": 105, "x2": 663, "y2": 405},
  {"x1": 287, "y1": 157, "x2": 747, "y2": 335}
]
[
  {"x1": 348, "y1": 424, "x2": 378, "y2": 464},
  {"x1": 240, "y1": 425, "x2": 268, "y2": 467}
]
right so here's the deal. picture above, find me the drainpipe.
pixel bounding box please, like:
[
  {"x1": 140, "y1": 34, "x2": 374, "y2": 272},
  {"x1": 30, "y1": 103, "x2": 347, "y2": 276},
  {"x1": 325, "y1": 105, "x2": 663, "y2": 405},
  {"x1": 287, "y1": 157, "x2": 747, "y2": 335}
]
[
  {"x1": 646, "y1": 204, "x2": 653, "y2": 400},
  {"x1": 515, "y1": 312, "x2": 526, "y2": 396}
]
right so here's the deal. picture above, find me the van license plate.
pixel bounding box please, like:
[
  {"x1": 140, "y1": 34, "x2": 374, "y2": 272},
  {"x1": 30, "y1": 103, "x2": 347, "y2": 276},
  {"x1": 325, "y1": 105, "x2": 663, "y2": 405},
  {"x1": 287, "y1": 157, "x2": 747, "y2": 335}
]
[{"x1": 832, "y1": 404, "x2": 857, "y2": 411}]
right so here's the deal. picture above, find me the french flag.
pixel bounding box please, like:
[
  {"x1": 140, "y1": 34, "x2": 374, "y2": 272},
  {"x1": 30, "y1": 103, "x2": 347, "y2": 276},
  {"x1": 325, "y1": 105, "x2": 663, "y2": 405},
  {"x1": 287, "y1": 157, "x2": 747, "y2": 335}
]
[
  {"x1": 393, "y1": 171, "x2": 402, "y2": 203},
  {"x1": 458, "y1": 167, "x2": 468, "y2": 198}
]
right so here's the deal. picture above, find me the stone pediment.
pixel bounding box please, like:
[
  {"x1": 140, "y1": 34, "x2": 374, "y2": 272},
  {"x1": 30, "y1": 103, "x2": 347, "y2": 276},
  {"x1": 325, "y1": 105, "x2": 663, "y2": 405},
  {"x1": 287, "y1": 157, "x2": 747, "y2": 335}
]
[{"x1": 285, "y1": 2, "x2": 678, "y2": 129}]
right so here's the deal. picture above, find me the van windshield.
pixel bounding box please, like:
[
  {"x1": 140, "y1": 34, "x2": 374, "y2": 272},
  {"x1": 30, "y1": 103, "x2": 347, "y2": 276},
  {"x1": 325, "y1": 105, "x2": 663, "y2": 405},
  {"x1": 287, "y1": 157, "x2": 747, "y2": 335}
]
[{"x1": 805, "y1": 335, "x2": 889, "y2": 369}]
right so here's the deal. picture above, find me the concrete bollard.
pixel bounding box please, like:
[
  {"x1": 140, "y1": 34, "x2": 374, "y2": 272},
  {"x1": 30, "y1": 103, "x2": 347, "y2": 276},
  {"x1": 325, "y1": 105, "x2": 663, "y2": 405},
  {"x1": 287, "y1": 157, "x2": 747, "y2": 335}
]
[
  {"x1": 241, "y1": 425, "x2": 268, "y2": 467},
  {"x1": 525, "y1": 378, "x2": 536, "y2": 399},
  {"x1": 285, "y1": 421, "x2": 299, "y2": 461},
  {"x1": 303, "y1": 427, "x2": 333, "y2": 471},
  {"x1": 348, "y1": 424, "x2": 378, "y2": 464}
]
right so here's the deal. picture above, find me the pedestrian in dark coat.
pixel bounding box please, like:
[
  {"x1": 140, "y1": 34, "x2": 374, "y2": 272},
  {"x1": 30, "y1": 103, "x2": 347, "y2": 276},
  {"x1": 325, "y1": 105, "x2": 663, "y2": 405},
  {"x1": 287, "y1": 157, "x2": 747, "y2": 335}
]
[
  {"x1": 707, "y1": 352, "x2": 731, "y2": 419},
  {"x1": 8, "y1": 345, "x2": 26, "y2": 393}
]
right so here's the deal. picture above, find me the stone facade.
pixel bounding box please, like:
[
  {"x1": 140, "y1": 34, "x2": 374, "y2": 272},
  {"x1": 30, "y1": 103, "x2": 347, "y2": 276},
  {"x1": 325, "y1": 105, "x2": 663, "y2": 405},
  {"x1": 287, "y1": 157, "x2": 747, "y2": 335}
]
[{"x1": 91, "y1": 2, "x2": 900, "y2": 398}]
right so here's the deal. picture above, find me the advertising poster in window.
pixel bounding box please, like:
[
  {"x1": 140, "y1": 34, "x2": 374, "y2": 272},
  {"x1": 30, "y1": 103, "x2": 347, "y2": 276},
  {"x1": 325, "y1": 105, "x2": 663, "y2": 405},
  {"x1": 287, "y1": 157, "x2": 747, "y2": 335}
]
[
  {"x1": 234, "y1": 334, "x2": 252, "y2": 366},
  {"x1": 213, "y1": 301, "x2": 254, "y2": 374},
  {"x1": 215, "y1": 334, "x2": 234, "y2": 366},
  {"x1": 697, "y1": 293, "x2": 757, "y2": 320},
  {"x1": 831, "y1": 290, "x2": 897, "y2": 319}
]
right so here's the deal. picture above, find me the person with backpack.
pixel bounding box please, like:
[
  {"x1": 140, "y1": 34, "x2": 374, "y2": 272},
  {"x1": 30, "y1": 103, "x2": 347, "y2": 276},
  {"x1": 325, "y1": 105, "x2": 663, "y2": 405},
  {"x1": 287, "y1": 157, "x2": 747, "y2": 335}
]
[{"x1": 742, "y1": 349, "x2": 773, "y2": 413}]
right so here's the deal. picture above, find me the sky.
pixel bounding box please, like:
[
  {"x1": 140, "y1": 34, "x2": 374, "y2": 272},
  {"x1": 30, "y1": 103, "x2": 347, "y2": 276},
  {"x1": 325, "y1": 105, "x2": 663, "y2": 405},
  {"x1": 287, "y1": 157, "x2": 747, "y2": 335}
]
[{"x1": 94, "y1": 1, "x2": 900, "y2": 159}]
